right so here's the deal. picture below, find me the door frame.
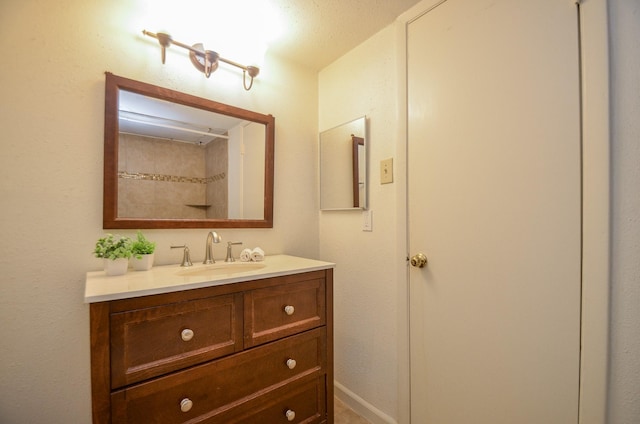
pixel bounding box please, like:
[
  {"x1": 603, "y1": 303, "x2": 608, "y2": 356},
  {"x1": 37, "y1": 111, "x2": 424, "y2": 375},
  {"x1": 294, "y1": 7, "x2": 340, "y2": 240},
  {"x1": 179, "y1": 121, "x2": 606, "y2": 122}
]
[{"x1": 395, "y1": 1, "x2": 610, "y2": 423}]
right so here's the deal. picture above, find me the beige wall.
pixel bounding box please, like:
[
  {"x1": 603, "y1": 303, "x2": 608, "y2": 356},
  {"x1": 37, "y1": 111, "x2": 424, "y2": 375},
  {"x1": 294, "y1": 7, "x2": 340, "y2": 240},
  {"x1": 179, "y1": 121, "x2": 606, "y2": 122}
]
[
  {"x1": 608, "y1": 0, "x2": 640, "y2": 422},
  {"x1": 0, "y1": 0, "x2": 319, "y2": 422},
  {"x1": 319, "y1": 24, "x2": 404, "y2": 423}
]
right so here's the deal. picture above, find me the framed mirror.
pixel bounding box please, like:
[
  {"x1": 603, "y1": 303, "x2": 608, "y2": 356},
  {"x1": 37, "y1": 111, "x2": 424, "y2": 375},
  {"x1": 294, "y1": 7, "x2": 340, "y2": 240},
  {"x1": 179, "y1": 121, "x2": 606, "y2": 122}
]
[
  {"x1": 103, "y1": 73, "x2": 274, "y2": 229},
  {"x1": 319, "y1": 116, "x2": 367, "y2": 210}
]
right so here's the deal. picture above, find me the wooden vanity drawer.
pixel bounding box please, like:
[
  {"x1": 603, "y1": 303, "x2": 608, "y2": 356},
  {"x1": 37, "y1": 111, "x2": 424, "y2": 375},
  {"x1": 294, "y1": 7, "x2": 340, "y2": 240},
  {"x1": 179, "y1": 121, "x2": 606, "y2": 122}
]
[
  {"x1": 203, "y1": 376, "x2": 327, "y2": 423},
  {"x1": 110, "y1": 293, "x2": 243, "y2": 388},
  {"x1": 245, "y1": 277, "x2": 326, "y2": 347},
  {"x1": 111, "y1": 328, "x2": 326, "y2": 423}
]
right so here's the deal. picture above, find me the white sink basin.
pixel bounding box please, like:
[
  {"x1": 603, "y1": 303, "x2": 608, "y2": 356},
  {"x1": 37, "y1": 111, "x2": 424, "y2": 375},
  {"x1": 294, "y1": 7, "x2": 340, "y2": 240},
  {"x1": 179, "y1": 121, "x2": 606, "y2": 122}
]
[{"x1": 177, "y1": 262, "x2": 266, "y2": 277}]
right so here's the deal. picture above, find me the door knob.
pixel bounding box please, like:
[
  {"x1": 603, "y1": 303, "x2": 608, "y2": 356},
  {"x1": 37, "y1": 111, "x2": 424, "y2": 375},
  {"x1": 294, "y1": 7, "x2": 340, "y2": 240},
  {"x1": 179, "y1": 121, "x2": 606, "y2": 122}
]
[{"x1": 410, "y1": 253, "x2": 428, "y2": 268}]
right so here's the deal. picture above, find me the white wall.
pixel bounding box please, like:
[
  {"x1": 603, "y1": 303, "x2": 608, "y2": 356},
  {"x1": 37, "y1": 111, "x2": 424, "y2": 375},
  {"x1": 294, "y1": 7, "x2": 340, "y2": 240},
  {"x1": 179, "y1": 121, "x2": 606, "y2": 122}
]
[
  {"x1": 0, "y1": 0, "x2": 319, "y2": 422},
  {"x1": 607, "y1": 0, "x2": 640, "y2": 422},
  {"x1": 243, "y1": 122, "x2": 267, "y2": 219},
  {"x1": 319, "y1": 24, "x2": 404, "y2": 423}
]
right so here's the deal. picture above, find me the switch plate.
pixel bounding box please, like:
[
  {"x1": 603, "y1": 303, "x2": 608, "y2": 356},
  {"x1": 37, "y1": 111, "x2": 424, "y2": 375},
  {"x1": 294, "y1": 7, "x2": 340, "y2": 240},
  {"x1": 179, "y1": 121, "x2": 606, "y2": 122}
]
[
  {"x1": 363, "y1": 209, "x2": 373, "y2": 232},
  {"x1": 381, "y1": 158, "x2": 393, "y2": 184}
]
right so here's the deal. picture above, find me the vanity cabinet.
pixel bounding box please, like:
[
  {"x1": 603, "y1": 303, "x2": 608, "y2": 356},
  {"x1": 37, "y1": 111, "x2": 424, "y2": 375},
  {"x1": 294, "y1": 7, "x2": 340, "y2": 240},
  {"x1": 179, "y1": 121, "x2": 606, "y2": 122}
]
[{"x1": 89, "y1": 268, "x2": 333, "y2": 423}]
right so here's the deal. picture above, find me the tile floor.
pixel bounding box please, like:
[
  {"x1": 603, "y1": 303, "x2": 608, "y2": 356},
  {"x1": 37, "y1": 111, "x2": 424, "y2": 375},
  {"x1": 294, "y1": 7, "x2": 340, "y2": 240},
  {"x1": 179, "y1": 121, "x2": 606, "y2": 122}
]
[{"x1": 334, "y1": 397, "x2": 371, "y2": 424}]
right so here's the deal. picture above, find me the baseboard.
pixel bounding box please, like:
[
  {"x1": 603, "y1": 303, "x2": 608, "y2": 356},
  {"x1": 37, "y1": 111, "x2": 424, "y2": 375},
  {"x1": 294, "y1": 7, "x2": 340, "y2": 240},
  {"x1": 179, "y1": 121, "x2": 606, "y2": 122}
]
[{"x1": 334, "y1": 381, "x2": 397, "y2": 424}]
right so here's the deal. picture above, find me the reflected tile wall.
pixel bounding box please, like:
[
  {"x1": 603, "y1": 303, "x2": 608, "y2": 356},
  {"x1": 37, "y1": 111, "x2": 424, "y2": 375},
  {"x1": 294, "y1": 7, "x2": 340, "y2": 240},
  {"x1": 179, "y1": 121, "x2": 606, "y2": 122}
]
[
  {"x1": 205, "y1": 137, "x2": 228, "y2": 219},
  {"x1": 118, "y1": 134, "x2": 224, "y2": 219}
]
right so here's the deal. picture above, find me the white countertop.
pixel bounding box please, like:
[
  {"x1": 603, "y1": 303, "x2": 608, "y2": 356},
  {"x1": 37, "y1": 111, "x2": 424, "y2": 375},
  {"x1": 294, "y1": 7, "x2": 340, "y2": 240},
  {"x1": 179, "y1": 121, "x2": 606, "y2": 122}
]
[{"x1": 84, "y1": 254, "x2": 335, "y2": 303}]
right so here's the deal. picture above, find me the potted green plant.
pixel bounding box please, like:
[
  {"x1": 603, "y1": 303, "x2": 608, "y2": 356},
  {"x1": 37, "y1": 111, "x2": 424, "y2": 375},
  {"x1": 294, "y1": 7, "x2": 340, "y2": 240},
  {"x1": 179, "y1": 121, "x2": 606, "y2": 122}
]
[
  {"x1": 131, "y1": 231, "x2": 156, "y2": 271},
  {"x1": 93, "y1": 234, "x2": 133, "y2": 276}
]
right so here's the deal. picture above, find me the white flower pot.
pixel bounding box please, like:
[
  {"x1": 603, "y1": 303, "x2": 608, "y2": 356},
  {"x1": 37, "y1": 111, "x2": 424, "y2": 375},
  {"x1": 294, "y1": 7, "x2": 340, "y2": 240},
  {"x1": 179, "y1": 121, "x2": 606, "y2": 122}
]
[
  {"x1": 104, "y1": 258, "x2": 129, "y2": 276},
  {"x1": 131, "y1": 253, "x2": 154, "y2": 271}
]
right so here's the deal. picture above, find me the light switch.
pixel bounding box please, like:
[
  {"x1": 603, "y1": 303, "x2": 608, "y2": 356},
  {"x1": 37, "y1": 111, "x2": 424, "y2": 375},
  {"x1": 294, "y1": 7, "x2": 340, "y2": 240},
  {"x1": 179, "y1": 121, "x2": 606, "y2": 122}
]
[
  {"x1": 363, "y1": 209, "x2": 373, "y2": 232},
  {"x1": 380, "y1": 158, "x2": 393, "y2": 184}
]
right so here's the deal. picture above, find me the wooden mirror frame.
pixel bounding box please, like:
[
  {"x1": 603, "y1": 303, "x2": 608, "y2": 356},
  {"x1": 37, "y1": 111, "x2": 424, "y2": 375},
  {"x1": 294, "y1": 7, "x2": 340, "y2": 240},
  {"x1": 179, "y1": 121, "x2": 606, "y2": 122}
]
[
  {"x1": 351, "y1": 136, "x2": 364, "y2": 208},
  {"x1": 103, "y1": 72, "x2": 274, "y2": 229}
]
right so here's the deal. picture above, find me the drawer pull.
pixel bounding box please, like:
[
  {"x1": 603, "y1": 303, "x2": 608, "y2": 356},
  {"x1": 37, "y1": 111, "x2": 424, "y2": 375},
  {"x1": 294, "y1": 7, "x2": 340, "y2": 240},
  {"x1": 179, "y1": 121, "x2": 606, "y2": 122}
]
[
  {"x1": 286, "y1": 358, "x2": 297, "y2": 369},
  {"x1": 284, "y1": 305, "x2": 295, "y2": 316},
  {"x1": 180, "y1": 398, "x2": 193, "y2": 413},
  {"x1": 181, "y1": 328, "x2": 194, "y2": 342},
  {"x1": 285, "y1": 409, "x2": 296, "y2": 421}
]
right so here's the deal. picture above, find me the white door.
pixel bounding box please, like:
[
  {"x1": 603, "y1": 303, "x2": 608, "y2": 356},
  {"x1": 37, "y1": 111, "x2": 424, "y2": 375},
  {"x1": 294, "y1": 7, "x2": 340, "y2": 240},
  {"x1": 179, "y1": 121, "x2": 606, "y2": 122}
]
[{"x1": 408, "y1": 1, "x2": 582, "y2": 423}]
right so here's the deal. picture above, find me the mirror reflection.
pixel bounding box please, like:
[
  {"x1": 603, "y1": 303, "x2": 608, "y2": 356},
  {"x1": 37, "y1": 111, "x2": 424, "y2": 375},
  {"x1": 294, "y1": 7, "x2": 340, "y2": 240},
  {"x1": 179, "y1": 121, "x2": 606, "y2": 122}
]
[
  {"x1": 320, "y1": 116, "x2": 367, "y2": 210},
  {"x1": 117, "y1": 91, "x2": 265, "y2": 220},
  {"x1": 103, "y1": 73, "x2": 274, "y2": 229}
]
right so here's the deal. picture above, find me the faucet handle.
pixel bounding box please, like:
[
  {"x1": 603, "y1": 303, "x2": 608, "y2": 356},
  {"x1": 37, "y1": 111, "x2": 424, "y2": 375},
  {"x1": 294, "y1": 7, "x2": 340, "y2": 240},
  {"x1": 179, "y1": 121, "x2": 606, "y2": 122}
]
[
  {"x1": 225, "y1": 242, "x2": 243, "y2": 262},
  {"x1": 171, "y1": 245, "x2": 193, "y2": 267}
]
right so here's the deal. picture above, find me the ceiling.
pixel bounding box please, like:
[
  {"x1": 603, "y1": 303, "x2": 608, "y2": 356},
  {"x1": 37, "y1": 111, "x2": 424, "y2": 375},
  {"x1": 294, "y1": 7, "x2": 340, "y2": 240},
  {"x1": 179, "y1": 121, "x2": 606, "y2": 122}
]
[
  {"x1": 119, "y1": 90, "x2": 246, "y2": 145},
  {"x1": 265, "y1": 0, "x2": 423, "y2": 70}
]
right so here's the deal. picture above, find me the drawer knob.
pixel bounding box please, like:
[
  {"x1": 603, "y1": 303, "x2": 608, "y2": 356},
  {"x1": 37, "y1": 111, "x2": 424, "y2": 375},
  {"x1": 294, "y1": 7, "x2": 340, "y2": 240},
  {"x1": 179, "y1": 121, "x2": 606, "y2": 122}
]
[
  {"x1": 181, "y1": 328, "x2": 194, "y2": 342},
  {"x1": 286, "y1": 358, "x2": 297, "y2": 369},
  {"x1": 284, "y1": 305, "x2": 295, "y2": 316},
  {"x1": 285, "y1": 409, "x2": 296, "y2": 421},
  {"x1": 180, "y1": 398, "x2": 193, "y2": 413}
]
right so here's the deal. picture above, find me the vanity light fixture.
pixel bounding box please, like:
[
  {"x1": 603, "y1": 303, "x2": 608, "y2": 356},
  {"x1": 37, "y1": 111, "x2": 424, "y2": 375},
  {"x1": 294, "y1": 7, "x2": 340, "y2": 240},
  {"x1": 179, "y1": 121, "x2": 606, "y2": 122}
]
[{"x1": 142, "y1": 30, "x2": 260, "y2": 91}]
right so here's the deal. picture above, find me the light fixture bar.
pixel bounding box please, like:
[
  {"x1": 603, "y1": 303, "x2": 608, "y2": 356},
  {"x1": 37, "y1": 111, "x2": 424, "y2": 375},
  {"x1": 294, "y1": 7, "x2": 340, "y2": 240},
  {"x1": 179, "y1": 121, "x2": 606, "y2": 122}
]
[{"x1": 142, "y1": 30, "x2": 260, "y2": 90}]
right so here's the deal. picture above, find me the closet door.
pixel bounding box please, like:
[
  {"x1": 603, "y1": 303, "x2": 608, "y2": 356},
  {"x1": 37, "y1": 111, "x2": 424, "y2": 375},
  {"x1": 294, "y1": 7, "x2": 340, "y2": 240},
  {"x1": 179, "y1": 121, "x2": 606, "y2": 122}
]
[{"x1": 407, "y1": 1, "x2": 581, "y2": 422}]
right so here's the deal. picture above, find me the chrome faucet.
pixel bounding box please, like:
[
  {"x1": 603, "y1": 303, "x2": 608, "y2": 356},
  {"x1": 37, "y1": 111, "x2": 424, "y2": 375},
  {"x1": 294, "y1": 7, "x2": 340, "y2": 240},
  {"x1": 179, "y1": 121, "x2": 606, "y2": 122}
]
[{"x1": 203, "y1": 231, "x2": 221, "y2": 264}]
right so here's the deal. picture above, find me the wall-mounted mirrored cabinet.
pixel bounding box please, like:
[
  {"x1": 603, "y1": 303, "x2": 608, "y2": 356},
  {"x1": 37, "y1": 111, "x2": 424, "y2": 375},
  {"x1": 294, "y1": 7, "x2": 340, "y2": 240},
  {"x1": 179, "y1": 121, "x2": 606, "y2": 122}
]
[
  {"x1": 320, "y1": 116, "x2": 367, "y2": 210},
  {"x1": 103, "y1": 73, "x2": 274, "y2": 229}
]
